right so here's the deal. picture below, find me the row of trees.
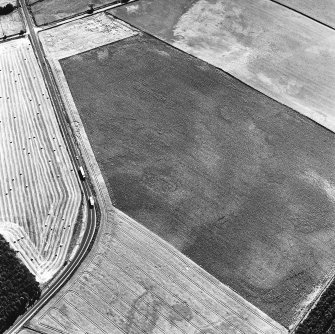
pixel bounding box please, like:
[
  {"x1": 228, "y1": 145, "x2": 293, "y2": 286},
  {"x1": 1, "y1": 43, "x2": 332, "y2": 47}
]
[
  {"x1": 0, "y1": 236, "x2": 41, "y2": 332},
  {"x1": 0, "y1": 3, "x2": 15, "y2": 16},
  {"x1": 295, "y1": 280, "x2": 335, "y2": 333}
]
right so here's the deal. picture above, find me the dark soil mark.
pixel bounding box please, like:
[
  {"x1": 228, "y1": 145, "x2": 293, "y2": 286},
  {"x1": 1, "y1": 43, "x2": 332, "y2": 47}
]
[
  {"x1": 125, "y1": 289, "x2": 161, "y2": 334},
  {"x1": 168, "y1": 301, "x2": 193, "y2": 325}
]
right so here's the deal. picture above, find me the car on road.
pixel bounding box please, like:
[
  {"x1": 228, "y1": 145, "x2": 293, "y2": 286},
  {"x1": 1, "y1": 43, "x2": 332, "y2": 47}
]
[{"x1": 88, "y1": 196, "x2": 94, "y2": 208}]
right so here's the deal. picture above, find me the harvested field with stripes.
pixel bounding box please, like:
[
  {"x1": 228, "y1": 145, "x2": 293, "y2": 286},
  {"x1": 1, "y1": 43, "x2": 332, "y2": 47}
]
[
  {"x1": 0, "y1": 38, "x2": 81, "y2": 283},
  {"x1": 26, "y1": 209, "x2": 287, "y2": 334}
]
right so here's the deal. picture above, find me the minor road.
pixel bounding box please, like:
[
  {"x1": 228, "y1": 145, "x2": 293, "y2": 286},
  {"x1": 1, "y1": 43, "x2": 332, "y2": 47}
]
[{"x1": 7, "y1": 1, "x2": 98, "y2": 333}]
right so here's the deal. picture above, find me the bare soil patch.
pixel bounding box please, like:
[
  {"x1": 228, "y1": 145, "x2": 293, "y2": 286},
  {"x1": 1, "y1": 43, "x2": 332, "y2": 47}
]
[
  {"x1": 60, "y1": 34, "x2": 335, "y2": 327},
  {"x1": 0, "y1": 38, "x2": 81, "y2": 282}
]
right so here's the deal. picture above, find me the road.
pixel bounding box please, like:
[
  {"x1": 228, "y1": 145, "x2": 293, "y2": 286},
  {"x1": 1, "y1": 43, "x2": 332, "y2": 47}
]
[{"x1": 7, "y1": 1, "x2": 98, "y2": 333}]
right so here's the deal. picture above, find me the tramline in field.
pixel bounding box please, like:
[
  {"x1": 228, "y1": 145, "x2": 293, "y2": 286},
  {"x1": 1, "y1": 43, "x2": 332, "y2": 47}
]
[{"x1": 0, "y1": 37, "x2": 82, "y2": 283}]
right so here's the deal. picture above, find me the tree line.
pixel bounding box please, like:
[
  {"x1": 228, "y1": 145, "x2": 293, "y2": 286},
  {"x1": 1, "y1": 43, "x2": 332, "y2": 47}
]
[
  {"x1": 0, "y1": 3, "x2": 15, "y2": 16},
  {"x1": 0, "y1": 236, "x2": 41, "y2": 332}
]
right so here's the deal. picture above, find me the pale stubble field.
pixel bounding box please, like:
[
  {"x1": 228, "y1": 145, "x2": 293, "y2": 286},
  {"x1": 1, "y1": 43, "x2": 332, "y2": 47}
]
[{"x1": 0, "y1": 38, "x2": 81, "y2": 283}]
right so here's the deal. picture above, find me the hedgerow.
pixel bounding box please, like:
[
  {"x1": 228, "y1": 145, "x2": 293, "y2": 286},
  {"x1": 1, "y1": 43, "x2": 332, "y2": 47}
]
[{"x1": 0, "y1": 3, "x2": 15, "y2": 15}]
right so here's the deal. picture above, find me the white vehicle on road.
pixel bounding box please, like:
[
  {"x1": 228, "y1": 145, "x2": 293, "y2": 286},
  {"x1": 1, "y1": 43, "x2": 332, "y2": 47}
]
[
  {"x1": 88, "y1": 196, "x2": 95, "y2": 208},
  {"x1": 78, "y1": 166, "x2": 85, "y2": 180}
]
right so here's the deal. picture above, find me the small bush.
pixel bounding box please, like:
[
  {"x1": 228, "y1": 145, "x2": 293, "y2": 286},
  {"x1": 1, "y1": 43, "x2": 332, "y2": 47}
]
[{"x1": 86, "y1": 4, "x2": 94, "y2": 14}]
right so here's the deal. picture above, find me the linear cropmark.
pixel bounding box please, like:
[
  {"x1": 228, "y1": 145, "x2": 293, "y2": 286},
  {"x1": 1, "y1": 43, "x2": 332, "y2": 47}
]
[{"x1": 0, "y1": 38, "x2": 81, "y2": 283}]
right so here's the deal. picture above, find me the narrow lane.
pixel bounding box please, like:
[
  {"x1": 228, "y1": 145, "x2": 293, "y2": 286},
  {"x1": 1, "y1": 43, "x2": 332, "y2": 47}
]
[{"x1": 7, "y1": 1, "x2": 98, "y2": 333}]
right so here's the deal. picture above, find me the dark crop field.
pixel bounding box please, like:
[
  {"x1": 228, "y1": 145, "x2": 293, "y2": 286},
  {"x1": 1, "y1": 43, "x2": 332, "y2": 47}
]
[
  {"x1": 29, "y1": 0, "x2": 115, "y2": 26},
  {"x1": 61, "y1": 34, "x2": 335, "y2": 327}
]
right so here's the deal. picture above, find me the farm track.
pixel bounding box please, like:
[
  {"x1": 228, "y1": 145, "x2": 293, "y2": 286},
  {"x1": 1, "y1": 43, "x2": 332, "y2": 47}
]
[{"x1": 0, "y1": 38, "x2": 81, "y2": 282}]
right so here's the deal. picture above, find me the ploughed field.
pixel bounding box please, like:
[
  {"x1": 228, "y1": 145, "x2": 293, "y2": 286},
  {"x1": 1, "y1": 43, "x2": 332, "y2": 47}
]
[
  {"x1": 60, "y1": 34, "x2": 335, "y2": 327},
  {"x1": 0, "y1": 38, "x2": 81, "y2": 282}
]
